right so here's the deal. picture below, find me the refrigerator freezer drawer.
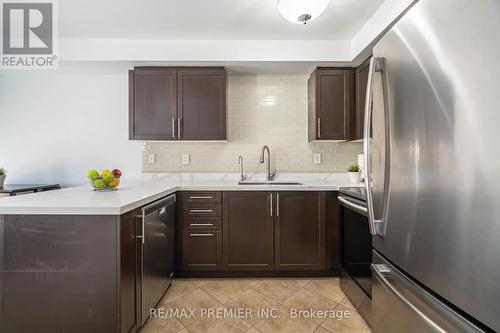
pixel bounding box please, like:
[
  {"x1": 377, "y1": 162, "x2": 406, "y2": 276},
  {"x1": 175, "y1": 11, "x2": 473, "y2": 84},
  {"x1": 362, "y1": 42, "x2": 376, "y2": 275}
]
[{"x1": 371, "y1": 251, "x2": 484, "y2": 333}]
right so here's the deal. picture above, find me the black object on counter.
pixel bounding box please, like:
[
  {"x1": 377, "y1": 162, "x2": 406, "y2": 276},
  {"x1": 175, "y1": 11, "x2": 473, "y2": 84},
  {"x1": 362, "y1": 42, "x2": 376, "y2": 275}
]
[{"x1": 0, "y1": 184, "x2": 61, "y2": 196}]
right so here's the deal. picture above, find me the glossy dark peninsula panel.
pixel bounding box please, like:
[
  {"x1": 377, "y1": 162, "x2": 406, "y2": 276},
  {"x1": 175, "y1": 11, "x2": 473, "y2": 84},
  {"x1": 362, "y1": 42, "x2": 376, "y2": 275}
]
[{"x1": 0, "y1": 214, "x2": 137, "y2": 333}]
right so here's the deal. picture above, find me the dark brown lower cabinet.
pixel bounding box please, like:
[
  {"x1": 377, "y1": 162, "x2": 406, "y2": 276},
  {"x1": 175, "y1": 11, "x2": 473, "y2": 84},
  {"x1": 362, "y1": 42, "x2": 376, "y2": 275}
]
[
  {"x1": 120, "y1": 209, "x2": 141, "y2": 333},
  {"x1": 182, "y1": 231, "x2": 222, "y2": 271},
  {"x1": 180, "y1": 191, "x2": 223, "y2": 271},
  {"x1": 0, "y1": 212, "x2": 142, "y2": 333},
  {"x1": 275, "y1": 192, "x2": 326, "y2": 270},
  {"x1": 326, "y1": 192, "x2": 341, "y2": 270},
  {"x1": 223, "y1": 192, "x2": 274, "y2": 270},
  {"x1": 179, "y1": 190, "x2": 339, "y2": 276}
]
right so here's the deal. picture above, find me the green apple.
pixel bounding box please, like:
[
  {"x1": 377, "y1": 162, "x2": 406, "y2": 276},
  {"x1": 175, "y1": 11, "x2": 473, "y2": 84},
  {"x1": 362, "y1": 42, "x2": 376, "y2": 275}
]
[
  {"x1": 87, "y1": 170, "x2": 99, "y2": 179},
  {"x1": 93, "y1": 179, "x2": 105, "y2": 188},
  {"x1": 103, "y1": 173, "x2": 115, "y2": 184}
]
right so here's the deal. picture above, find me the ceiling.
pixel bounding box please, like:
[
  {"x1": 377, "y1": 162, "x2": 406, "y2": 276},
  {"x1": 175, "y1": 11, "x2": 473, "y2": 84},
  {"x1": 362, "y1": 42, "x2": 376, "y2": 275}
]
[{"x1": 59, "y1": 0, "x2": 385, "y2": 40}]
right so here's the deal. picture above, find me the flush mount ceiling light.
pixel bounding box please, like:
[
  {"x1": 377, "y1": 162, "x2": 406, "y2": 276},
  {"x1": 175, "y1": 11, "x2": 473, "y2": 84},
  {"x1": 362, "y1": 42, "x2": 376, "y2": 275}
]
[{"x1": 277, "y1": 0, "x2": 330, "y2": 24}]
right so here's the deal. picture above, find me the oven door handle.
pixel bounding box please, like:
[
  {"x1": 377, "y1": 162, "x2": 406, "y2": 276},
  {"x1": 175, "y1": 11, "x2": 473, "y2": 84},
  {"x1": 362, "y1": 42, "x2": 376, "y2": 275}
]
[{"x1": 338, "y1": 196, "x2": 368, "y2": 216}]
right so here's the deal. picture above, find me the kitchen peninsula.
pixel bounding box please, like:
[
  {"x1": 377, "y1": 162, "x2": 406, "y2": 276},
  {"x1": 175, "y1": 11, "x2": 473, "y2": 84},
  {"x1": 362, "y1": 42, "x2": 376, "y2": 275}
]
[{"x1": 0, "y1": 173, "x2": 358, "y2": 333}]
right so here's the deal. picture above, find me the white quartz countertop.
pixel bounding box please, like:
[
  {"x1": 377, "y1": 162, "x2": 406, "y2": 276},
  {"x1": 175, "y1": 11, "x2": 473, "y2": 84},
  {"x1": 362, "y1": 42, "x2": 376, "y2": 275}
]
[{"x1": 0, "y1": 173, "x2": 363, "y2": 215}]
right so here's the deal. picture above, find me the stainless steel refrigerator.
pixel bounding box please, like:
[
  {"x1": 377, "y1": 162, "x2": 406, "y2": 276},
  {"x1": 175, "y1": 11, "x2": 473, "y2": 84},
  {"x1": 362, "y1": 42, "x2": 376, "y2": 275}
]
[{"x1": 364, "y1": 0, "x2": 500, "y2": 332}]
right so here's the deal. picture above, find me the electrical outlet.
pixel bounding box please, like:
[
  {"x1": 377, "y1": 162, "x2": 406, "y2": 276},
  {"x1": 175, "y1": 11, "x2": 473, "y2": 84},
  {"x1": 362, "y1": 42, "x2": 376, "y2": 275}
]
[
  {"x1": 147, "y1": 153, "x2": 156, "y2": 164},
  {"x1": 182, "y1": 154, "x2": 190, "y2": 165},
  {"x1": 313, "y1": 153, "x2": 321, "y2": 164}
]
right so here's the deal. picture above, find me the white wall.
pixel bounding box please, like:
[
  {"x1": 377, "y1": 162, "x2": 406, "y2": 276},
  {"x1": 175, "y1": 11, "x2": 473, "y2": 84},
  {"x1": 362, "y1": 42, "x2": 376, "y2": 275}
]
[
  {"x1": 60, "y1": 39, "x2": 352, "y2": 62},
  {"x1": 0, "y1": 62, "x2": 142, "y2": 186}
]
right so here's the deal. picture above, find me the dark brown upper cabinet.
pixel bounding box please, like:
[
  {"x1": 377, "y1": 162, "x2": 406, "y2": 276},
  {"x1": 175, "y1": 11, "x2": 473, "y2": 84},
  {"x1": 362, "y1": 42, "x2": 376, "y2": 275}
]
[
  {"x1": 177, "y1": 69, "x2": 226, "y2": 140},
  {"x1": 129, "y1": 68, "x2": 177, "y2": 140},
  {"x1": 223, "y1": 192, "x2": 275, "y2": 271},
  {"x1": 275, "y1": 192, "x2": 326, "y2": 271},
  {"x1": 308, "y1": 67, "x2": 355, "y2": 141},
  {"x1": 129, "y1": 67, "x2": 226, "y2": 141},
  {"x1": 353, "y1": 57, "x2": 372, "y2": 141}
]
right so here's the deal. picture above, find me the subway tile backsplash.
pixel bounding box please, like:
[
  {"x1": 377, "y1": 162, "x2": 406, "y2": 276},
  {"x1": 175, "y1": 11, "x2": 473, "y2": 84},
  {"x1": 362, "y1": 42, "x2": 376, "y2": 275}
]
[{"x1": 142, "y1": 75, "x2": 362, "y2": 173}]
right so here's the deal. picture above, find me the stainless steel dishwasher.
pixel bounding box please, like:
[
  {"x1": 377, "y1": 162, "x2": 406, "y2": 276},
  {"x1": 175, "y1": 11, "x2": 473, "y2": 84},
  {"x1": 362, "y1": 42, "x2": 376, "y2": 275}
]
[{"x1": 140, "y1": 194, "x2": 176, "y2": 325}]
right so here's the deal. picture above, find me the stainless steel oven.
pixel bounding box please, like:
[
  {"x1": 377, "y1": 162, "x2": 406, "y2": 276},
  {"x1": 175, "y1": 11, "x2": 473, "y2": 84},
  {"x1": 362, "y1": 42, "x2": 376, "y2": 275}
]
[{"x1": 338, "y1": 187, "x2": 371, "y2": 325}]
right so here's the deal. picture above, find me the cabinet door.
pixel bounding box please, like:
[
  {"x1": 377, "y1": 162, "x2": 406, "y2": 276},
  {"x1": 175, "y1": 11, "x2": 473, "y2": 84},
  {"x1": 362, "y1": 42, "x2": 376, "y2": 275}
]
[
  {"x1": 326, "y1": 192, "x2": 341, "y2": 270},
  {"x1": 223, "y1": 192, "x2": 274, "y2": 270},
  {"x1": 354, "y1": 58, "x2": 372, "y2": 140},
  {"x1": 129, "y1": 68, "x2": 177, "y2": 140},
  {"x1": 275, "y1": 192, "x2": 326, "y2": 270},
  {"x1": 120, "y1": 209, "x2": 141, "y2": 333},
  {"x1": 315, "y1": 69, "x2": 352, "y2": 140},
  {"x1": 177, "y1": 68, "x2": 226, "y2": 140},
  {"x1": 182, "y1": 231, "x2": 222, "y2": 271}
]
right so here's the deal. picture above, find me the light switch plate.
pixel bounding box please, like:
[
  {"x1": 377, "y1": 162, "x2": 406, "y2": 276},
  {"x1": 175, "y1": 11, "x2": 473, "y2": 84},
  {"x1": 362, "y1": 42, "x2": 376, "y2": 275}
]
[
  {"x1": 182, "y1": 154, "x2": 190, "y2": 165},
  {"x1": 313, "y1": 153, "x2": 321, "y2": 164},
  {"x1": 147, "y1": 153, "x2": 156, "y2": 164}
]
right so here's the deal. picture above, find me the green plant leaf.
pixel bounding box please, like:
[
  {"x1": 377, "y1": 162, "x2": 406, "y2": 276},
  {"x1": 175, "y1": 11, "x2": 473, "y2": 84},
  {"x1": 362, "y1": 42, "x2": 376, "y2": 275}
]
[{"x1": 347, "y1": 164, "x2": 361, "y2": 172}]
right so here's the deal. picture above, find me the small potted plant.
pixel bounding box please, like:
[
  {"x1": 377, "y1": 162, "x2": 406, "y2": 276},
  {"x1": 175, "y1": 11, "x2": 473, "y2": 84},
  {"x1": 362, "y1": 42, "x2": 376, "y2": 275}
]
[
  {"x1": 347, "y1": 164, "x2": 362, "y2": 184},
  {"x1": 0, "y1": 167, "x2": 6, "y2": 187}
]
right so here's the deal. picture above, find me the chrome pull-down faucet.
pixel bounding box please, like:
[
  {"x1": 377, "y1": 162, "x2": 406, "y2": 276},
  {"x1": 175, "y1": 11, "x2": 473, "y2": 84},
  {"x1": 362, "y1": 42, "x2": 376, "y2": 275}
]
[
  {"x1": 238, "y1": 155, "x2": 247, "y2": 182},
  {"x1": 259, "y1": 145, "x2": 276, "y2": 181}
]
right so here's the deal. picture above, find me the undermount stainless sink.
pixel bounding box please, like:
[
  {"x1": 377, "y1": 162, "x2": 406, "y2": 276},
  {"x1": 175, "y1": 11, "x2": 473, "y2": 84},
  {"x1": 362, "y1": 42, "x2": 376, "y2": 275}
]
[{"x1": 238, "y1": 181, "x2": 303, "y2": 185}]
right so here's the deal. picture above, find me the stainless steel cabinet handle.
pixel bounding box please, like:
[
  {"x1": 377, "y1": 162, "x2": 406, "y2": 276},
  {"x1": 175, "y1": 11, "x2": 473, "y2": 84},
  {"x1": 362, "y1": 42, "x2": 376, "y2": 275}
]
[
  {"x1": 190, "y1": 223, "x2": 214, "y2": 226},
  {"x1": 364, "y1": 57, "x2": 390, "y2": 236},
  {"x1": 317, "y1": 118, "x2": 321, "y2": 139},
  {"x1": 190, "y1": 209, "x2": 214, "y2": 213},
  {"x1": 189, "y1": 233, "x2": 214, "y2": 237},
  {"x1": 134, "y1": 214, "x2": 145, "y2": 244},
  {"x1": 276, "y1": 193, "x2": 280, "y2": 217},
  {"x1": 177, "y1": 117, "x2": 182, "y2": 138},
  {"x1": 189, "y1": 196, "x2": 214, "y2": 199},
  {"x1": 172, "y1": 117, "x2": 176, "y2": 139},
  {"x1": 269, "y1": 193, "x2": 273, "y2": 217}
]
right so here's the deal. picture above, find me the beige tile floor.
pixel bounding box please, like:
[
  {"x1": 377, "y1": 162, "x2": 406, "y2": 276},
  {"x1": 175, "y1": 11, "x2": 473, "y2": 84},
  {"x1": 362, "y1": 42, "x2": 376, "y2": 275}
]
[{"x1": 141, "y1": 277, "x2": 371, "y2": 333}]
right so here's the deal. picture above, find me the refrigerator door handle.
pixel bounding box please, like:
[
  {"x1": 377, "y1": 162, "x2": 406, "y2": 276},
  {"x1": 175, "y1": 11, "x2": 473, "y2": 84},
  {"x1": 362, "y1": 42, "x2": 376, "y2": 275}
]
[{"x1": 364, "y1": 57, "x2": 391, "y2": 236}]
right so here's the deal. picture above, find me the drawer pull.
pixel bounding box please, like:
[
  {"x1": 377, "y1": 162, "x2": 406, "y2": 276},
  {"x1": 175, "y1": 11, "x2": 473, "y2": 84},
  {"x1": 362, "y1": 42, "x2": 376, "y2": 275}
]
[
  {"x1": 189, "y1": 196, "x2": 214, "y2": 199},
  {"x1": 269, "y1": 193, "x2": 273, "y2": 217},
  {"x1": 190, "y1": 223, "x2": 214, "y2": 226},
  {"x1": 277, "y1": 193, "x2": 280, "y2": 217},
  {"x1": 189, "y1": 233, "x2": 214, "y2": 237},
  {"x1": 190, "y1": 209, "x2": 214, "y2": 213}
]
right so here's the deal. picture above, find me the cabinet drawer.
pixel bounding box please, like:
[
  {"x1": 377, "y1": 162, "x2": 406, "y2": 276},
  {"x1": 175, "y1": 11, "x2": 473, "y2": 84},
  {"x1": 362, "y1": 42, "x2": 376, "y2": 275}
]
[
  {"x1": 182, "y1": 231, "x2": 222, "y2": 271},
  {"x1": 183, "y1": 204, "x2": 222, "y2": 217},
  {"x1": 183, "y1": 217, "x2": 221, "y2": 231},
  {"x1": 183, "y1": 191, "x2": 221, "y2": 204}
]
